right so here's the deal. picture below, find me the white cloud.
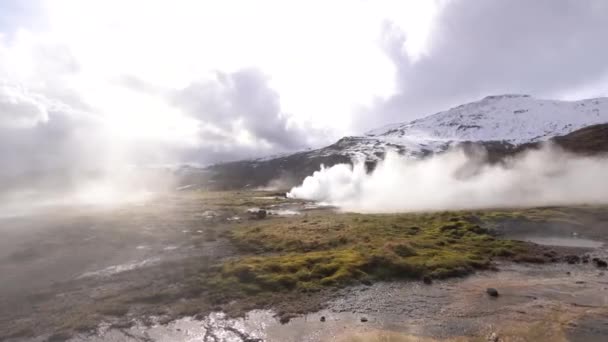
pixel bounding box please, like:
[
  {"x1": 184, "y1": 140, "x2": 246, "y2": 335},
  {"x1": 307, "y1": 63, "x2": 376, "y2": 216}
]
[
  {"x1": 0, "y1": 84, "x2": 48, "y2": 128},
  {"x1": 2, "y1": 0, "x2": 607, "y2": 192}
]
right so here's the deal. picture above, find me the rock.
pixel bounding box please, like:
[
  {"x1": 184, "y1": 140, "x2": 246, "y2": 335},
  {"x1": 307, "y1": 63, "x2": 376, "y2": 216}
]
[
  {"x1": 423, "y1": 276, "x2": 433, "y2": 285},
  {"x1": 564, "y1": 255, "x2": 580, "y2": 264},
  {"x1": 320, "y1": 316, "x2": 326, "y2": 322},
  {"x1": 256, "y1": 209, "x2": 267, "y2": 219},
  {"x1": 593, "y1": 258, "x2": 607, "y2": 268},
  {"x1": 582, "y1": 255, "x2": 590, "y2": 263},
  {"x1": 486, "y1": 288, "x2": 499, "y2": 297},
  {"x1": 543, "y1": 250, "x2": 557, "y2": 258},
  {"x1": 278, "y1": 315, "x2": 291, "y2": 324},
  {"x1": 360, "y1": 317, "x2": 368, "y2": 322},
  {"x1": 487, "y1": 332, "x2": 499, "y2": 342}
]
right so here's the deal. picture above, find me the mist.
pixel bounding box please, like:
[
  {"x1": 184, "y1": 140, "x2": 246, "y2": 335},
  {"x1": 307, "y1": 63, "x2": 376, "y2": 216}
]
[
  {"x1": 0, "y1": 165, "x2": 177, "y2": 218},
  {"x1": 287, "y1": 145, "x2": 608, "y2": 212}
]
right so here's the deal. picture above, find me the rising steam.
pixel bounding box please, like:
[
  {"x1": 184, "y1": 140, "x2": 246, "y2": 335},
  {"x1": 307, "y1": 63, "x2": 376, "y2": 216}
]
[{"x1": 287, "y1": 144, "x2": 608, "y2": 212}]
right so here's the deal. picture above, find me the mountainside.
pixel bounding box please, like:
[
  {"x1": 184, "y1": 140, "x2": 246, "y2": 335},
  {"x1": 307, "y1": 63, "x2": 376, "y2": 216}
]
[
  {"x1": 178, "y1": 95, "x2": 608, "y2": 190},
  {"x1": 367, "y1": 94, "x2": 608, "y2": 143}
]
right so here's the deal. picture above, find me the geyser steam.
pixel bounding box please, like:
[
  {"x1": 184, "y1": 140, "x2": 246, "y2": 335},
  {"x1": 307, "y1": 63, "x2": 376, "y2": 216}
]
[{"x1": 288, "y1": 145, "x2": 608, "y2": 212}]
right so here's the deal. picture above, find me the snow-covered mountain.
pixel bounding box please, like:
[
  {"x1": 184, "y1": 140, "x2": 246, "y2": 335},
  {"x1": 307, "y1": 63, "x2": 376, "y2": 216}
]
[
  {"x1": 367, "y1": 94, "x2": 608, "y2": 144},
  {"x1": 187, "y1": 95, "x2": 608, "y2": 189},
  {"x1": 307, "y1": 94, "x2": 608, "y2": 161}
]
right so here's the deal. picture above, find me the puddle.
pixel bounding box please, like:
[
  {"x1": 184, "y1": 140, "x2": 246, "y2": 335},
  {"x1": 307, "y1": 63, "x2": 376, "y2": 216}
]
[
  {"x1": 77, "y1": 257, "x2": 160, "y2": 279},
  {"x1": 566, "y1": 313, "x2": 608, "y2": 342},
  {"x1": 194, "y1": 210, "x2": 218, "y2": 219},
  {"x1": 70, "y1": 312, "x2": 269, "y2": 342},
  {"x1": 253, "y1": 196, "x2": 285, "y2": 200},
  {"x1": 247, "y1": 207, "x2": 301, "y2": 216},
  {"x1": 511, "y1": 235, "x2": 603, "y2": 248},
  {"x1": 269, "y1": 209, "x2": 300, "y2": 216}
]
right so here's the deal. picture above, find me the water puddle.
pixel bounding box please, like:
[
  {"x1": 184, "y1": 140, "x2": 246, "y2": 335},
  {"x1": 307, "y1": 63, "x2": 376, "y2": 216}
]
[
  {"x1": 511, "y1": 235, "x2": 603, "y2": 248},
  {"x1": 77, "y1": 257, "x2": 160, "y2": 279},
  {"x1": 566, "y1": 313, "x2": 608, "y2": 342},
  {"x1": 247, "y1": 207, "x2": 301, "y2": 217},
  {"x1": 70, "y1": 312, "x2": 270, "y2": 342}
]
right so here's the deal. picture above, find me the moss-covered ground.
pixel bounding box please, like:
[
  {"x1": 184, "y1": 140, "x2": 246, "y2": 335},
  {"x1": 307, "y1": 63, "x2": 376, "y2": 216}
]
[{"x1": 199, "y1": 204, "x2": 565, "y2": 300}]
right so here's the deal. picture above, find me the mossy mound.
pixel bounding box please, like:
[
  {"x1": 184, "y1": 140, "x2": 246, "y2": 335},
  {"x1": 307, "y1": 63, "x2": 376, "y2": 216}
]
[{"x1": 203, "y1": 210, "x2": 527, "y2": 298}]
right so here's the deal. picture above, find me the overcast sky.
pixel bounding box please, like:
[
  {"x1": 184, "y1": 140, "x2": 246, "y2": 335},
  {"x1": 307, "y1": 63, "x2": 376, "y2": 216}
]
[{"x1": 1, "y1": 0, "x2": 608, "y2": 183}]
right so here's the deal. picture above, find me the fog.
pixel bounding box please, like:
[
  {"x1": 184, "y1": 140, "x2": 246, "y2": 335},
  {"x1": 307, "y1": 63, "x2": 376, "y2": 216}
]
[
  {"x1": 0, "y1": 166, "x2": 176, "y2": 218},
  {"x1": 288, "y1": 145, "x2": 608, "y2": 212}
]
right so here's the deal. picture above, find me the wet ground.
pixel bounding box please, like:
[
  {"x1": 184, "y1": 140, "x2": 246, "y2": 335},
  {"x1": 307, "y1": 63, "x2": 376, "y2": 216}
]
[
  {"x1": 57, "y1": 257, "x2": 608, "y2": 342},
  {"x1": 1, "y1": 193, "x2": 607, "y2": 341}
]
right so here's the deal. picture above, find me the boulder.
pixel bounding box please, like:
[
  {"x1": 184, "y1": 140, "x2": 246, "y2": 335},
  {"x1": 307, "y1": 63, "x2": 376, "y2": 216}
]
[
  {"x1": 256, "y1": 209, "x2": 267, "y2": 219},
  {"x1": 592, "y1": 258, "x2": 607, "y2": 268},
  {"x1": 486, "y1": 288, "x2": 499, "y2": 297},
  {"x1": 564, "y1": 255, "x2": 580, "y2": 264},
  {"x1": 248, "y1": 209, "x2": 268, "y2": 220}
]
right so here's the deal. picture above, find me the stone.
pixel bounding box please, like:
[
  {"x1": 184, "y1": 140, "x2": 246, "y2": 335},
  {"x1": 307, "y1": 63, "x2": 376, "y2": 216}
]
[
  {"x1": 486, "y1": 288, "x2": 499, "y2": 297},
  {"x1": 593, "y1": 258, "x2": 607, "y2": 268},
  {"x1": 320, "y1": 316, "x2": 326, "y2": 322},
  {"x1": 360, "y1": 317, "x2": 368, "y2": 322},
  {"x1": 564, "y1": 255, "x2": 580, "y2": 264},
  {"x1": 423, "y1": 276, "x2": 433, "y2": 285},
  {"x1": 256, "y1": 209, "x2": 267, "y2": 219}
]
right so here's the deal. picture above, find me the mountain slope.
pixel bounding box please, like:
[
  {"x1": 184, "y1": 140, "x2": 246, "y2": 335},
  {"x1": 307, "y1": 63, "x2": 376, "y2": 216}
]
[
  {"x1": 367, "y1": 94, "x2": 608, "y2": 144},
  {"x1": 304, "y1": 94, "x2": 608, "y2": 162},
  {"x1": 179, "y1": 95, "x2": 608, "y2": 190}
]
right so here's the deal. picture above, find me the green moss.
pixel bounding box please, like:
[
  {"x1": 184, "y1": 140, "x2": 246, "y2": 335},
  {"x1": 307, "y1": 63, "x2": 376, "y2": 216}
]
[
  {"x1": 194, "y1": 197, "x2": 607, "y2": 302},
  {"x1": 198, "y1": 208, "x2": 538, "y2": 300}
]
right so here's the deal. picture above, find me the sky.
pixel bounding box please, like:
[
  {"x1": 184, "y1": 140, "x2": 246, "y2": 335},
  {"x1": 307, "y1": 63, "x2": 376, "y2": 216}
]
[{"x1": 1, "y1": 0, "x2": 608, "y2": 191}]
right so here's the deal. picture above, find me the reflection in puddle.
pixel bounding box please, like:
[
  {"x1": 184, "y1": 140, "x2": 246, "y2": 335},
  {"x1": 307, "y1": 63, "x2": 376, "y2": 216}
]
[
  {"x1": 513, "y1": 235, "x2": 603, "y2": 248},
  {"x1": 77, "y1": 257, "x2": 160, "y2": 279},
  {"x1": 72, "y1": 312, "x2": 269, "y2": 342}
]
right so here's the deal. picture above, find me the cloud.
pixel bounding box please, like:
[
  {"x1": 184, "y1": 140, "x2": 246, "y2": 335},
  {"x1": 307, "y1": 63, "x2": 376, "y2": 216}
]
[
  {"x1": 0, "y1": 84, "x2": 48, "y2": 128},
  {"x1": 356, "y1": 0, "x2": 608, "y2": 131},
  {"x1": 172, "y1": 69, "x2": 323, "y2": 164},
  {"x1": 2, "y1": 0, "x2": 608, "y2": 196},
  {"x1": 0, "y1": 88, "x2": 104, "y2": 185}
]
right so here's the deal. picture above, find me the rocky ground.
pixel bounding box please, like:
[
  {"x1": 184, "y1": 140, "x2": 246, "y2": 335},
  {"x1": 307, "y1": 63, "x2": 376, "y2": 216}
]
[{"x1": 1, "y1": 191, "x2": 607, "y2": 342}]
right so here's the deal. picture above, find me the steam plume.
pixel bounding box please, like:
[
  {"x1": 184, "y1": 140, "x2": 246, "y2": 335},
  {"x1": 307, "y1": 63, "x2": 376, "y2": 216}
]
[{"x1": 288, "y1": 145, "x2": 608, "y2": 212}]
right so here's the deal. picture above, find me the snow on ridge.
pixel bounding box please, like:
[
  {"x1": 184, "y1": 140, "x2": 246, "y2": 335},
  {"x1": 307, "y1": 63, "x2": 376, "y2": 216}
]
[
  {"x1": 241, "y1": 95, "x2": 608, "y2": 164},
  {"x1": 366, "y1": 95, "x2": 608, "y2": 145}
]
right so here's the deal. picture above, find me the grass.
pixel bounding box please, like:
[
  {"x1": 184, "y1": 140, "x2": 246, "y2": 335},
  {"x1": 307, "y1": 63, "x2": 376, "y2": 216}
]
[{"x1": 201, "y1": 209, "x2": 529, "y2": 298}]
